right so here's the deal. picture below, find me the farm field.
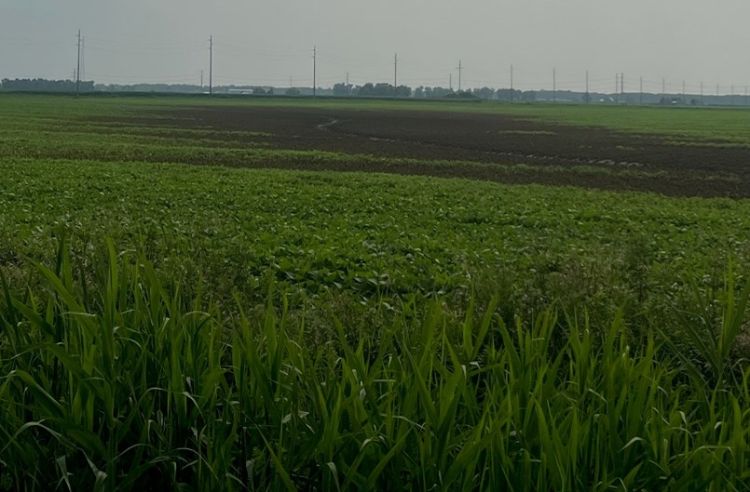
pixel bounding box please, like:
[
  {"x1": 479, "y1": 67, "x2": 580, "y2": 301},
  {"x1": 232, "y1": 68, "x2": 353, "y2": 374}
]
[
  {"x1": 1, "y1": 94, "x2": 750, "y2": 490},
  {"x1": 5, "y1": 94, "x2": 750, "y2": 196}
]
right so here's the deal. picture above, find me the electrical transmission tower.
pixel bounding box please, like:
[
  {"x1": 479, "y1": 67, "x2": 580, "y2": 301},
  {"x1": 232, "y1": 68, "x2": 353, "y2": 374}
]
[{"x1": 457, "y1": 60, "x2": 463, "y2": 92}]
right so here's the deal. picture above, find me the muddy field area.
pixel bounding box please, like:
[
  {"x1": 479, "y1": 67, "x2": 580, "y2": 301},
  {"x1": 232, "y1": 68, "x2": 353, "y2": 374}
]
[{"x1": 113, "y1": 106, "x2": 750, "y2": 197}]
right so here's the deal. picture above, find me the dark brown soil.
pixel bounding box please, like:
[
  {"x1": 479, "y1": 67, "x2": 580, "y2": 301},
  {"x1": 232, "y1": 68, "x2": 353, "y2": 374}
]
[{"x1": 104, "y1": 106, "x2": 750, "y2": 197}]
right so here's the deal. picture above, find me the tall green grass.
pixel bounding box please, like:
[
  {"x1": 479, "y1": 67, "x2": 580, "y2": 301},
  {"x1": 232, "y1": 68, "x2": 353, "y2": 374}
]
[{"x1": 0, "y1": 241, "x2": 748, "y2": 490}]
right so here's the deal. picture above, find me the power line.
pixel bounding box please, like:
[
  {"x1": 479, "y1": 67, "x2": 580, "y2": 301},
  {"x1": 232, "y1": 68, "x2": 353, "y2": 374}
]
[{"x1": 17, "y1": 33, "x2": 750, "y2": 98}]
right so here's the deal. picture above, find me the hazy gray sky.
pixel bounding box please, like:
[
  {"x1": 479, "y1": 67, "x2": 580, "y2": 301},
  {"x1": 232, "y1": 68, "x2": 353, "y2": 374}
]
[{"x1": 1, "y1": 0, "x2": 749, "y2": 93}]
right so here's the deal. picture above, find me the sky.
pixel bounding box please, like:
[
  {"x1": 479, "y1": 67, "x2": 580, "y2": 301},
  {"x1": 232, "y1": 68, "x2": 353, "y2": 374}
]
[{"x1": 1, "y1": 0, "x2": 749, "y2": 94}]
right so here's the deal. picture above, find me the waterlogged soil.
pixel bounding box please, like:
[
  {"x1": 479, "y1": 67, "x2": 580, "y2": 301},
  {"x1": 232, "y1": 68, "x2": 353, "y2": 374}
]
[{"x1": 105, "y1": 106, "x2": 750, "y2": 197}]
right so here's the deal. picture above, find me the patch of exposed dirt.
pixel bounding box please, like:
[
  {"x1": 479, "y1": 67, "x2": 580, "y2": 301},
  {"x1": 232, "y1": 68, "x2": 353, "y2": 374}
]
[{"x1": 99, "y1": 106, "x2": 750, "y2": 197}]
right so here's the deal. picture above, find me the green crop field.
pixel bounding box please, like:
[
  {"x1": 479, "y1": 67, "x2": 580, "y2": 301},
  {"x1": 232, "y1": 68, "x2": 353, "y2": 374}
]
[{"x1": 1, "y1": 94, "x2": 749, "y2": 490}]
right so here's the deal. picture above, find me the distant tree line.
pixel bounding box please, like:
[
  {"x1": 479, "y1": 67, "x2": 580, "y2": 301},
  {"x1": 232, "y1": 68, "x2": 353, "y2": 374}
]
[
  {"x1": 329, "y1": 83, "x2": 537, "y2": 101},
  {"x1": 333, "y1": 83, "x2": 412, "y2": 97},
  {"x1": 3, "y1": 78, "x2": 749, "y2": 106},
  {"x1": 96, "y1": 83, "x2": 203, "y2": 93},
  {"x1": 1, "y1": 78, "x2": 95, "y2": 92}
]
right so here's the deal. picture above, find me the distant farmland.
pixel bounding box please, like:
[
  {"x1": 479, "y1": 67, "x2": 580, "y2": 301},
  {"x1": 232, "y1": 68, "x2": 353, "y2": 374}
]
[{"x1": 0, "y1": 94, "x2": 749, "y2": 490}]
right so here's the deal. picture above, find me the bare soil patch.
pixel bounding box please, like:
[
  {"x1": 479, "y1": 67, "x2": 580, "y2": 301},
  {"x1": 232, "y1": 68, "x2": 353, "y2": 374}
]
[{"x1": 103, "y1": 106, "x2": 750, "y2": 197}]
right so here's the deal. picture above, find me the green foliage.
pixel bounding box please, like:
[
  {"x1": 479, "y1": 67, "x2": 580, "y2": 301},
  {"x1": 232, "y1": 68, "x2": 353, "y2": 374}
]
[
  {"x1": 0, "y1": 245, "x2": 749, "y2": 489},
  {"x1": 2, "y1": 155, "x2": 749, "y2": 329},
  {"x1": 1, "y1": 94, "x2": 750, "y2": 489}
]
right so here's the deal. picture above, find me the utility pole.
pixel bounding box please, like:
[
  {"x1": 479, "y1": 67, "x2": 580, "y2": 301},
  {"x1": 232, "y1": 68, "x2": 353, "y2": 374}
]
[
  {"x1": 585, "y1": 69, "x2": 589, "y2": 104},
  {"x1": 76, "y1": 29, "x2": 82, "y2": 96},
  {"x1": 449, "y1": 73, "x2": 453, "y2": 92},
  {"x1": 200, "y1": 70, "x2": 204, "y2": 89},
  {"x1": 700, "y1": 81, "x2": 704, "y2": 105},
  {"x1": 640, "y1": 76, "x2": 643, "y2": 105},
  {"x1": 552, "y1": 67, "x2": 556, "y2": 103},
  {"x1": 510, "y1": 64, "x2": 514, "y2": 103},
  {"x1": 313, "y1": 45, "x2": 317, "y2": 97},
  {"x1": 682, "y1": 80, "x2": 686, "y2": 103},
  {"x1": 209, "y1": 35, "x2": 213, "y2": 96},
  {"x1": 458, "y1": 60, "x2": 463, "y2": 92},
  {"x1": 621, "y1": 73, "x2": 625, "y2": 103},
  {"x1": 662, "y1": 78, "x2": 666, "y2": 96},
  {"x1": 394, "y1": 53, "x2": 398, "y2": 96}
]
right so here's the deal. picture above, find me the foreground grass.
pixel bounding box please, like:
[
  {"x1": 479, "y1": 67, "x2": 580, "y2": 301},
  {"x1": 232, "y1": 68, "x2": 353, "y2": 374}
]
[{"x1": 1, "y1": 241, "x2": 749, "y2": 490}]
